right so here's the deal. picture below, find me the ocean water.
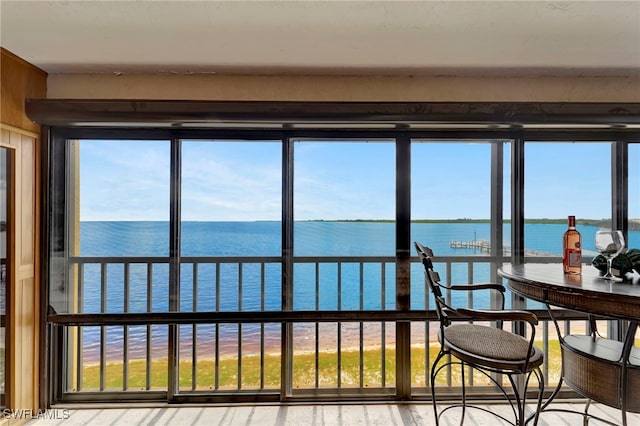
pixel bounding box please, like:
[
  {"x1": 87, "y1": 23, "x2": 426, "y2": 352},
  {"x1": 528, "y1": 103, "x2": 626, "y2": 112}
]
[
  {"x1": 76, "y1": 221, "x2": 632, "y2": 361},
  {"x1": 81, "y1": 220, "x2": 624, "y2": 259}
]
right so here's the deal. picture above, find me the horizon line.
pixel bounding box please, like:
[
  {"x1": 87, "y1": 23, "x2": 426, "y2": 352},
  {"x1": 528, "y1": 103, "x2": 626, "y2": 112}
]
[{"x1": 77, "y1": 218, "x2": 620, "y2": 223}]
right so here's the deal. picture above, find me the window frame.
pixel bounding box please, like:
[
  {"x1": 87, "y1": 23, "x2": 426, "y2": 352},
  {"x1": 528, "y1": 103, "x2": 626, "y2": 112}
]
[{"x1": 38, "y1": 102, "x2": 640, "y2": 405}]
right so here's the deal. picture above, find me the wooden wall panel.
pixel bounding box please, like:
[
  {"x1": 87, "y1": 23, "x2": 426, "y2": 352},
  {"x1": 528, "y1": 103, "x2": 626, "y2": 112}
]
[
  {"x1": 19, "y1": 135, "x2": 34, "y2": 266},
  {"x1": 0, "y1": 48, "x2": 47, "y2": 133},
  {"x1": 0, "y1": 125, "x2": 40, "y2": 415},
  {"x1": 0, "y1": 128, "x2": 9, "y2": 147},
  {"x1": 20, "y1": 277, "x2": 35, "y2": 406},
  {"x1": 0, "y1": 47, "x2": 44, "y2": 416}
]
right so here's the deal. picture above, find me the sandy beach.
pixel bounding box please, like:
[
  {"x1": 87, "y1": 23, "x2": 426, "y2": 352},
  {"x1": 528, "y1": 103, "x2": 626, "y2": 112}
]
[{"x1": 86, "y1": 320, "x2": 589, "y2": 363}]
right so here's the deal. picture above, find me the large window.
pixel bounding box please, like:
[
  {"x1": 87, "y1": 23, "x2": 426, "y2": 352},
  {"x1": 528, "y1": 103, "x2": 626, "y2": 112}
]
[
  {"x1": 292, "y1": 140, "x2": 396, "y2": 390},
  {"x1": 73, "y1": 140, "x2": 171, "y2": 390},
  {"x1": 43, "y1": 122, "x2": 638, "y2": 404},
  {"x1": 409, "y1": 140, "x2": 505, "y2": 387},
  {"x1": 179, "y1": 140, "x2": 282, "y2": 391}
]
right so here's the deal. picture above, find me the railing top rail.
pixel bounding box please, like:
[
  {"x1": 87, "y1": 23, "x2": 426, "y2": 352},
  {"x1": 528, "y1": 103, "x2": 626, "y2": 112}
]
[
  {"x1": 67, "y1": 254, "x2": 520, "y2": 264},
  {"x1": 48, "y1": 307, "x2": 587, "y2": 326},
  {"x1": 50, "y1": 309, "x2": 436, "y2": 326}
]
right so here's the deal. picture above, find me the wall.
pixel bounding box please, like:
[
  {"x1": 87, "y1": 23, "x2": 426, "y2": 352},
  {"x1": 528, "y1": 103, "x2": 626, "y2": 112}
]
[
  {"x1": 0, "y1": 47, "x2": 47, "y2": 419},
  {"x1": 1, "y1": 49, "x2": 47, "y2": 132},
  {"x1": 47, "y1": 73, "x2": 640, "y2": 102}
]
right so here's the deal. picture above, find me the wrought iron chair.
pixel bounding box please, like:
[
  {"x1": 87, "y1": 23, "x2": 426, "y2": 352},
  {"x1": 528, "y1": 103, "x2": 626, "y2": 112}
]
[{"x1": 415, "y1": 242, "x2": 544, "y2": 426}]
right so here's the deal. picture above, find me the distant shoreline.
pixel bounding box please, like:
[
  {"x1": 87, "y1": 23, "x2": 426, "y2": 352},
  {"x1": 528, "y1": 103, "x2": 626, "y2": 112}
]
[
  {"x1": 80, "y1": 218, "x2": 640, "y2": 231},
  {"x1": 79, "y1": 218, "x2": 622, "y2": 225},
  {"x1": 78, "y1": 218, "x2": 640, "y2": 230}
]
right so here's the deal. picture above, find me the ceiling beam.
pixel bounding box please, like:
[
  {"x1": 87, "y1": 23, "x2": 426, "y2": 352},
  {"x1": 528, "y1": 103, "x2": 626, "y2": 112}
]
[{"x1": 26, "y1": 99, "x2": 640, "y2": 127}]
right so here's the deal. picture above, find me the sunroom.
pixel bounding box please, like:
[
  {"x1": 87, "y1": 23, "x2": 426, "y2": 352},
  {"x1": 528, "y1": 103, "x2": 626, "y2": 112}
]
[{"x1": 1, "y1": 2, "x2": 640, "y2": 425}]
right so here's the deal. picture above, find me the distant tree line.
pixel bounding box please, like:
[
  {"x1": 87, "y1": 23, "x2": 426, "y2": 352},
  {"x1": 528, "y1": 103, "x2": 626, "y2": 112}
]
[{"x1": 309, "y1": 218, "x2": 640, "y2": 230}]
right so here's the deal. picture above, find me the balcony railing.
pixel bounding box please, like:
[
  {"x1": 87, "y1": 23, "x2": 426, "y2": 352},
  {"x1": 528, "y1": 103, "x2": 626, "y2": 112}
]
[{"x1": 48, "y1": 255, "x2": 595, "y2": 403}]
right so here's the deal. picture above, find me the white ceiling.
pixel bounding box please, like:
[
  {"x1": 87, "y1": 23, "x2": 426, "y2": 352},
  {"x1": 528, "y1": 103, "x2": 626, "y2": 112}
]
[{"x1": 1, "y1": 0, "x2": 639, "y2": 76}]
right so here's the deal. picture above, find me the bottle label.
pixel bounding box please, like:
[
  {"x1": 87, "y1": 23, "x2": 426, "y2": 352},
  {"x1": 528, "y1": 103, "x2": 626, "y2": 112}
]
[{"x1": 566, "y1": 249, "x2": 581, "y2": 267}]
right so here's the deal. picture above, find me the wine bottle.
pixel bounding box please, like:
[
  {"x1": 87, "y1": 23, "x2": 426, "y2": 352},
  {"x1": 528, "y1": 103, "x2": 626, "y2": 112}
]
[{"x1": 563, "y1": 215, "x2": 582, "y2": 274}]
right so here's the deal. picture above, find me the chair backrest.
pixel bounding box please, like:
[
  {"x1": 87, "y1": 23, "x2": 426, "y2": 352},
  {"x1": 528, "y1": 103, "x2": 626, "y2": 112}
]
[{"x1": 414, "y1": 242, "x2": 454, "y2": 326}]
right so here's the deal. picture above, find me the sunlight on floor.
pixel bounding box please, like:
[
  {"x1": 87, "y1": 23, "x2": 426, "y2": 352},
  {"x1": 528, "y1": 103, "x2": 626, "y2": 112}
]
[{"x1": 21, "y1": 401, "x2": 640, "y2": 425}]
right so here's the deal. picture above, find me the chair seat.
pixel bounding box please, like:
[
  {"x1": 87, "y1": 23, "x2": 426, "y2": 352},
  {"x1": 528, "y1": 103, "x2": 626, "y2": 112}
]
[
  {"x1": 443, "y1": 323, "x2": 544, "y2": 372},
  {"x1": 562, "y1": 334, "x2": 640, "y2": 413},
  {"x1": 564, "y1": 334, "x2": 640, "y2": 366},
  {"x1": 564, "y1": 334, "x2": 625, "y2": 362}
]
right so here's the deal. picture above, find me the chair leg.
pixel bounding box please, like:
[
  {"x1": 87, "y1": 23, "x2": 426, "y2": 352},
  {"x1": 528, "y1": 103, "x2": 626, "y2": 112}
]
[
  {"x1": 580, "y1": 394, "x2": 629, "y2": 426},
  {"x1": 460, "y1": 361, "x2": 466, "y2": 426},
  {"x1": 583, "y1": 399, "x2": 591, "y2": 426},
  {"x1": 507, "y1": 373, "x2": 524, "y2": 426},
  {"x1": 430, "y1": 369, "x2": 439, "y2": 426},
  {"x1": 508, "y1": 368, "x2": 545, "y2": 426},
  {"x1": 430, "y1": 351, "x2": 447, "y2": 426},
  {"x1": 621, "y1": 394, "x2": 628, "y2": 426},
  {"x1": 527, "y1": 368, "x2": 544, "y2": 426}
]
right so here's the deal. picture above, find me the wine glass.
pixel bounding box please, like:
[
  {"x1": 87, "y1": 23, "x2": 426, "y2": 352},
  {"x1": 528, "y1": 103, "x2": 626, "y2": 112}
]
[{"x1": 595, "y1": 230, "x2": 626, "y2": 281}]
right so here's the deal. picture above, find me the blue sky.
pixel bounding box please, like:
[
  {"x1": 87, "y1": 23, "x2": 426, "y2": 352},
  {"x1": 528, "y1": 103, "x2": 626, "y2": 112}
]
[{"x1": 79, "y1": 139, "x2": 631, "y2": 222}]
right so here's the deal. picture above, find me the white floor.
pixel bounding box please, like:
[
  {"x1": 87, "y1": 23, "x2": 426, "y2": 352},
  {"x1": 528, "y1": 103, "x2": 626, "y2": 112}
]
[{"x1": 21, "y1": 401, "x2": 639, "y2": 425}]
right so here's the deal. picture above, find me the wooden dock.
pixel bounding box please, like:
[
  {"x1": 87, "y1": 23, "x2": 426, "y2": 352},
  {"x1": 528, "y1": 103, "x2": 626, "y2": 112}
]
[
  {"x1": 450, "y1": 240, "x2": 560, "y2": 257},
  {"x1": 450, "y1": 240, "x2": 491, "y2": 252}
]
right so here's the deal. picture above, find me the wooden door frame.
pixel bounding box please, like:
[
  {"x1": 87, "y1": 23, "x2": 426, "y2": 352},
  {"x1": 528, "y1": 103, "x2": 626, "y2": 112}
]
[{"x1": 0, "y1": 124, "x2": 41, "y2": 413}]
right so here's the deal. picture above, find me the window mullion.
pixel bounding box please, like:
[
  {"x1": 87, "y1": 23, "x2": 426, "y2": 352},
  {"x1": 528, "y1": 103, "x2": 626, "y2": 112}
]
[
  {"x1": 395, "y1": 135, "x2": 411, "y2": 398},
  {"x1": 281, "y1": 137, "x2": 294, "y2": 400},
  {"x1": 611, "y1": 140, "x2": 628, "y2": 341},
  {"x1": 167, "y1": 138, "x2": 182, "y2": 400}
]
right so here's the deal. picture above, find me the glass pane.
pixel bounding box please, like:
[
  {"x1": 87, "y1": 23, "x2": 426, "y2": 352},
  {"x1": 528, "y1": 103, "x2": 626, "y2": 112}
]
[
  {"x1": 410, "y1": 140, "x2": 508, "y2": 389},
  {"x1": 292, "y1": 140, "x2": 396, "y2": 391},
  {"x1": 179, "y1": 140, "x2": 282, "y2": 392},
  {"x1": 74, "y1": 139, "x2": 171, "y2": 315},
  {"x1": 78, "y1": 140, "x2": 171, "y2": 256},
  {"x1": 524, "y1": 142, "x2": 611, "y2": 258},
  {"x1": 411, "y1": 141, "x2": 493, "y2": 255},
  {"x1": 504, "y1": 142, "x2": 513, "y2": 242},
  {"x1": 294, "y1": 140, "x2": 395, "y2": 256},
  {"x1": 180, "y1": 140, "x2": 282, "y2": 256},
  {"x1": 411, "y1": 141, "x2": 499, "y2": 307},
  {"x1": 65, "y1": 140, "x2": 171, "y2": 393}
]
